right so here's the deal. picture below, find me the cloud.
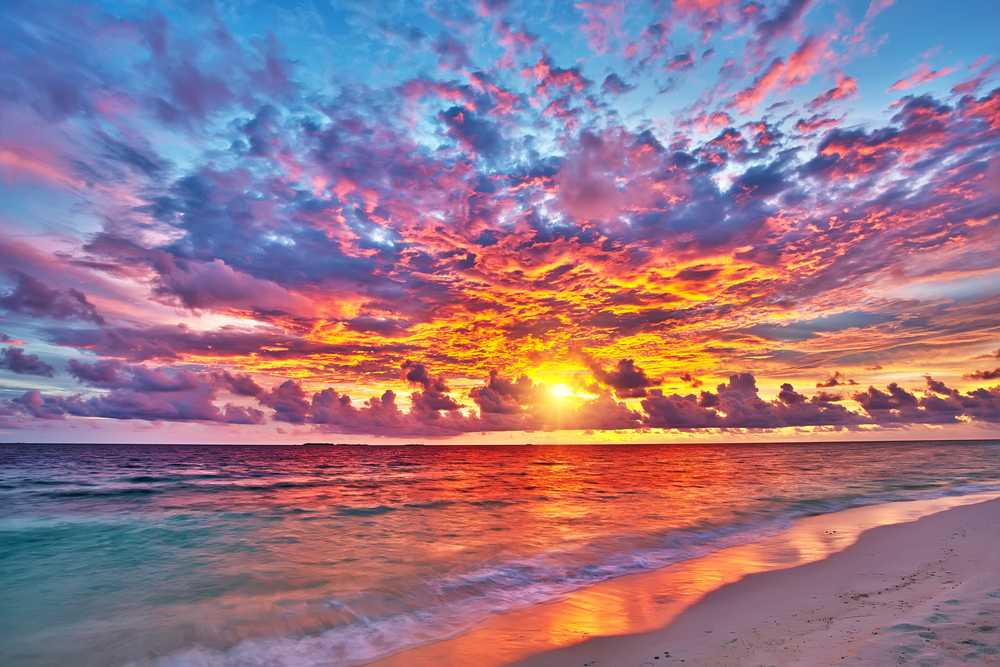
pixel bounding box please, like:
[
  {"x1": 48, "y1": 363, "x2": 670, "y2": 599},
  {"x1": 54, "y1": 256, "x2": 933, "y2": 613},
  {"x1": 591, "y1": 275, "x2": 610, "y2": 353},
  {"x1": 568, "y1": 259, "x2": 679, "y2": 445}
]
[
  {"x1": 256, "y1": 377, "x2": 470, "y2": 436},
  {"x1": 402, "y1": 360, "x2": 462, "y2": 415},
  {"x1": 0, "y1": 347, "x2": 56, "y2": 377},
  {"x1": 42, "y1": 321, "x2": 411, "y2": 363},
  {"x1": 470, "y1": 370, "x2": 549, "y2": 415},
  {"x1": 964, "y1": 368, "x2": 1000, "y2": 381},
  {"x1": 0, "y1": 271, "x2": 105, "y2": 324},
  {"x1": 733, "y1": 36, "x2": 830, "y2": 113},
  {"x1": 432, "y1": 33, "x2": 473, "y2": 72},
  {"x1": 816, "y1": 371, "x2": 858, "y2": 388},
  {"x1": 154, "y1": 258, "x2": 299, "y2": 313},
  {"x1": 667, "y1": 0, "x2": 746, "y2": 41},
  {"x1": 887, "y1": 62, "x2": 960, "y2": 93},
  {"x1": 601, "y1": 73, "x2": 634, "y2": 95},
  {"x1": 794, "y1": 114, "x2": 842, "y2": 134},
  {"x1": 440, "y1": 106, "x2": 505, "y2": 160},
  {"x1": 641, "y1": 390, "x2": 720, "y2": 428},
  {"x1": 643, "y1": 373, "x2": 865, "y2": 429},
  {"x1": 924, "y1": 376, "x2": 953, "y2": 395},
  {"x1": 343, "y1": 317, "x2": 412, "y2": 337},
  {"x1": 864, "y1": 0, "x2": 896, "y2": 20},
  {"x1": 587, "y1": 357, "x2": 662, "y2": 398},
  {"x1": 667, "y1": 50, "x2": 696, "y2": 72},
  {"x1": 747, "y1": 0, "x2": 817, "y2": 55},
  {"x1": 854, "y1": 376, "x2": 1000, "y2": 424},
  {"x1": 11, "y1": 363, "x2": 1000, "y2": 432},
  {"x1": 576, "y1": 1, "x2": 625, "y2": 55},
  {"x1": 210, "y1": 370, "x2": 264, "y2": 396},
  {"x1": 679, "y1": 371, "x2": 703, "y2": 388},
  {"x1": 12, "y1": 359, "x2": 266, "y2": 424},
  {"x1": 805, "y1": 71, "x2": 858, "y2": 111},
  {"x1": 257, "y1": 379, "x2": 312, "y2": 423}
]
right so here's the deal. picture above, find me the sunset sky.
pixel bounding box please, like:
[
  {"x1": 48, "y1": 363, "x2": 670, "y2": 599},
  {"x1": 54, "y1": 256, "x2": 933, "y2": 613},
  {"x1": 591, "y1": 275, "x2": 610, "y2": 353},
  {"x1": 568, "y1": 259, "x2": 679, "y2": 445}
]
[{"x1": 1, "y1": 0, "x2": 998, "y2": 443}]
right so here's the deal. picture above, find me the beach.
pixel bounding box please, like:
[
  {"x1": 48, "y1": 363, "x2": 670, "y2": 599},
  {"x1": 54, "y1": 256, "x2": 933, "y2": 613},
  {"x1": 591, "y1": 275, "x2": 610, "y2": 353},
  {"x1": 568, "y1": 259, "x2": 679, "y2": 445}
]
[{"x1": 517, "y1": 496, "x2": 1000, "y2": 666}]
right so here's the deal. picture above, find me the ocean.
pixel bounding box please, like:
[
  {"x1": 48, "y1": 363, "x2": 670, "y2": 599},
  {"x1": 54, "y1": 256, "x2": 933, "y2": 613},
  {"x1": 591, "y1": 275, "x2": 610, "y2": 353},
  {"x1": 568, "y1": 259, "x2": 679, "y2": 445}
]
[{"x1": 2, "y1": 440, "x2": 999, "y2": 667}]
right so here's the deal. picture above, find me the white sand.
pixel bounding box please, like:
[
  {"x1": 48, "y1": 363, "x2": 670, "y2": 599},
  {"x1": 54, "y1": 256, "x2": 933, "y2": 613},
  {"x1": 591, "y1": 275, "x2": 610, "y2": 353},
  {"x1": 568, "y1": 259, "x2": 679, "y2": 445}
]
[{"x1": 367, "y1": 494, "x2": 1000, "y2": 667}]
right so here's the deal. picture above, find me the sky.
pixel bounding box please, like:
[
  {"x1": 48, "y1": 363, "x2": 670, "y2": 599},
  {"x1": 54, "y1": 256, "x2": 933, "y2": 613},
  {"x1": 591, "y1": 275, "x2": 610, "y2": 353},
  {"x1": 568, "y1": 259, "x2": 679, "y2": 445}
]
[{"x1": 0, "y1": 0, "x2": 998, "y2": 444}]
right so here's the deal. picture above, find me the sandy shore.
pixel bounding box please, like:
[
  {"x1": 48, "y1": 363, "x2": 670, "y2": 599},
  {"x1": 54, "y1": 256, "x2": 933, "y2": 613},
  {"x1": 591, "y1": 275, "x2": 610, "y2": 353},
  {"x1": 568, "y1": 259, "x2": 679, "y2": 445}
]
[
  {"x1": 516, "y1": 496, "x2": 1000, "y2": 667},
  {"x1": 366, "y1": 493, "x2": 1000, "y2": 667}
]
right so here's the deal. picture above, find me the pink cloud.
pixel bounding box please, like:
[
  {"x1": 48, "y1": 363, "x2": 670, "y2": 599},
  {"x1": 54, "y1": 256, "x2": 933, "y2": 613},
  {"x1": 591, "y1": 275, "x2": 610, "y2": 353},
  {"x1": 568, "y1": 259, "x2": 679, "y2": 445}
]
[
  {"x1": 865, "y1": 0, "x2": 896, "y2": 20},
  {"x1": 0, "y1": 145, "x2": 86, "y2": 189},
  {"x1": 887, "y1": 62, "x2": 960, "y2": 93},
  {"x1": 733, "y1": 36, "x2": 831, "y2": 113},
  {"x1": 806, "y1": 70, "x2": 859, "y2": 111},
  {"x1": 576, "y1": 1, "x2": 625, "y2": 55}
]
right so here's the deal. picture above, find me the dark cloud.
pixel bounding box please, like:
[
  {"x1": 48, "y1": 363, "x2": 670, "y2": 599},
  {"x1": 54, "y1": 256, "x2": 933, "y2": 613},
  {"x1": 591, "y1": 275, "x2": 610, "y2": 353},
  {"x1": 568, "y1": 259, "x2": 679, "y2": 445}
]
[
  {"x1": 0, "y1": 271, "x2": 104, "y2": 325},
  {"x1": 257, "y1": 380, "x2": 312, "y2": 423},
  {"x1": 816, "y1": 371, "x2": 858, "y2": 388},
  {"x1": 401, "y1": 360, "x2": 449, "y2": 393},
  {"x1": 643, "y1": 374, "x2": 864, "y2": 429},
  {"x1": 748, "y1": 0, "x2": 816, "y2": 54},
  {"x1": 642, "y1": 390, "x2": 721, "y2": 428},
  {"x1": 433, "y1": 33, "x2": 473, "y2": 71},
  {"x1": 923, "y1": 376, "x2": 952, "y2": 396},
  {"x1": 965, "y1": 368, "x2": 1000, "y2": 381},
  {"x1": 43, "y1": 322, "x2": 415, "y2": 362},
  {"x1": 402, "y1": 360, "x2": 461, "y2": 416},
  {"x1": 0, "y1": 347, "x2": 56, "y2": 377},
  {"x1": 11, "y1": 365, "x2": 1000, "y2": 432},
  {"x1": 12, "y1": 359, "x2": 266, "y2": 424},
  {"x1": 777, "y1": 382, "x2": 806, "y2": 404},
  {"x1": 256, "y1": 378, "x2": 467, "y2": 435},
  {"x1": 440, "y1": 105, "x2": 504, "y2": 159},
  {"x1": 587, "y1": 358, "x2": 662, "y2": 398},
  {"x1": 667, "y1": 50, "x2": 696, "y2": 72},
  {"x1": 344, "y1": 317, "x2": 411, "y2": 337},
  {"x1": 601, "y1": 73, "x2": 635, "y2": 95},
  {"x1": 470, "y1": 370, "x2": 547, "y2": 414},
  {"x1": 851, "y1": 383, "x2": 927, "y2": 423},
  {"x1": 679, "y1": 371, "x2": 703, "y2": 388},
  {"x1": 211, "y1": 370, "x2": 264, "y2": 397}
]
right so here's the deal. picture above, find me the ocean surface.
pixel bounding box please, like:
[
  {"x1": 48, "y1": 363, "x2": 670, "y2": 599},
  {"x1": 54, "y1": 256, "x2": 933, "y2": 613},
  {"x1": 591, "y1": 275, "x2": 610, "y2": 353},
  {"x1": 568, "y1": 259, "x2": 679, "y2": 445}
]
[{"x1": 2, "y1": 440, "x2": 1000, "y2": 667}]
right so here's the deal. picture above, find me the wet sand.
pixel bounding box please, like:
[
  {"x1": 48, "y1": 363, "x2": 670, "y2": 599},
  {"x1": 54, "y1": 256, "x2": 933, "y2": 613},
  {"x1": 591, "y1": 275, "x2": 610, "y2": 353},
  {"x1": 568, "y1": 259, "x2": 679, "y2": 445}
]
[
  {"x1": 367, "y1": 493, "x2": 1000, "y2": 667},
  {"x1": 516, "y1": 496, "x2": 1000, "y2": 666}
]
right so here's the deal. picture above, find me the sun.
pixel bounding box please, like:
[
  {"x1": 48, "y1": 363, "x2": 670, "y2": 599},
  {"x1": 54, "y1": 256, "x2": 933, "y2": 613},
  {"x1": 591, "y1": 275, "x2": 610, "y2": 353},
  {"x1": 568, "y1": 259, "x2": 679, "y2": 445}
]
[{"x1": 548, "y1": 383, "x2": 576, "y2": 399}]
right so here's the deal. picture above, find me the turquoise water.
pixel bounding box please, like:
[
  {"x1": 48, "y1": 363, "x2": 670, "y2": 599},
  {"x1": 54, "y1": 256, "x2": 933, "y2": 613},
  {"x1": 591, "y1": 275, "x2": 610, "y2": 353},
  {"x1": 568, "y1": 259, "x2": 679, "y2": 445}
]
[{"x1": 2, "y1": 441, "x2": 1000, "y2": 666}]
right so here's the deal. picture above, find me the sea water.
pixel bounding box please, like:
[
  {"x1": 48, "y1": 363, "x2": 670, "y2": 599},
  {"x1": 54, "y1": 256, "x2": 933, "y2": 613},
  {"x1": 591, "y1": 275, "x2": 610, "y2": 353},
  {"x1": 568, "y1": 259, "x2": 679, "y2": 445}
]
[{"x1": 2, "y1": 441, "x2": 1000, "y2": 667}]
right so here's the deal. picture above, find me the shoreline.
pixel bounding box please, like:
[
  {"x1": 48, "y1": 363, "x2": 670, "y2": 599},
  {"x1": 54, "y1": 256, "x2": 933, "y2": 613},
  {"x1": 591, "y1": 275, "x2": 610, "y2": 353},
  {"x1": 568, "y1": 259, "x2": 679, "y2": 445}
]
[{"x1": 366, "y1": 492, "x2": 1000, "y2": 667}]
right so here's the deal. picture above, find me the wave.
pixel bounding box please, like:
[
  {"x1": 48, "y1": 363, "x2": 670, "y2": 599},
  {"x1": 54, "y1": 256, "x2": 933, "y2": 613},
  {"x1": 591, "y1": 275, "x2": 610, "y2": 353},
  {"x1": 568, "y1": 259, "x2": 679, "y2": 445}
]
[
  {"x1": 41, "y1": 488, "x2": 162, "y2": 498},
  {"x1": 336, "y1": 506, "x2": 397, "y2": 517}
]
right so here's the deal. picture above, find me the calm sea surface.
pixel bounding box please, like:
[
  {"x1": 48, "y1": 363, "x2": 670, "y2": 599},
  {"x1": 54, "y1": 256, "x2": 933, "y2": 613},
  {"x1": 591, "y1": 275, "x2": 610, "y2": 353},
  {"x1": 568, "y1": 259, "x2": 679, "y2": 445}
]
[{"x1": 2, "y1": 441, "x2": 1000, "y2": 666}]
